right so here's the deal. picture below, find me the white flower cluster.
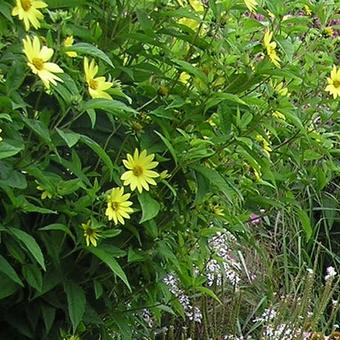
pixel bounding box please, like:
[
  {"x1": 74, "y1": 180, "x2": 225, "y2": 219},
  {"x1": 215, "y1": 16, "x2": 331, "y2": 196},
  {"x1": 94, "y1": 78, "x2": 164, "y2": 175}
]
[
  {"x1": 325, "y1": 266, "x2": 337, "y2": 281},
  {"x1": 253, "y1": 307, "x2": 307, "y2": 340},
  {"x1": 141, "y1": 309, "x2": 153, "y2": 328},
  {"x1": 163, "y1": 273, "x2": 202, "y2": 323},
  {"x1": 206, "y1": 231, "x2": 242, "y2": 287}
]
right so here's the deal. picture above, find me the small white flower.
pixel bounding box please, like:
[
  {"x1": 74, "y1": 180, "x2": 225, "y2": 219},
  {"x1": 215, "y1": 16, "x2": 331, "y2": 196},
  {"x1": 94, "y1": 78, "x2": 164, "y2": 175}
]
[{"x1": 325, "y1": 266, "x2": 337, "y2": 281}]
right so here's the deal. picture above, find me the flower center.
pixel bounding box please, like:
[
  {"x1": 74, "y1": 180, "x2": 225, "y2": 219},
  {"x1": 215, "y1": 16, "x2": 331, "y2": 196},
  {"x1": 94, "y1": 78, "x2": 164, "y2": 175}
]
[
  {"x1": 132, "y1": 165, "x2": 143, "y2": 177},
  {"x1": 21, "y1": 0, "x2": 32, "y2": 11},
  {"x1": 85, "y1": 228, "x2": 94, "y2": 236},
  {"x1": 89, "y1": 79, "x2": 98, "y2": 90},
  {"x1": 32, "y1": 58, "x2": 44, "y2": 71},
  {"x1": 111, "y1": 202, "x2": 120, "y2": 211},
  {"x1": 333, "y1": 80, "x2": 340, "y2": 88}
]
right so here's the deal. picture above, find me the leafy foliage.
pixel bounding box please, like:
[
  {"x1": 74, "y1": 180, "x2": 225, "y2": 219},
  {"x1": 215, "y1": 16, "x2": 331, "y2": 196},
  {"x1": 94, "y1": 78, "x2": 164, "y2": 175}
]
[{"x1": 0, "y1": 0, "x2": 339, "y2": 339}]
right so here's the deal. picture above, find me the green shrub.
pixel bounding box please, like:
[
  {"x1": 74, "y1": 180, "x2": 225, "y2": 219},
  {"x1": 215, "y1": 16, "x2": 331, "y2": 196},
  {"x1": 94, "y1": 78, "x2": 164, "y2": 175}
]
[{"x1": 0, "y1": 0, "x2": 339, "y2": 339}]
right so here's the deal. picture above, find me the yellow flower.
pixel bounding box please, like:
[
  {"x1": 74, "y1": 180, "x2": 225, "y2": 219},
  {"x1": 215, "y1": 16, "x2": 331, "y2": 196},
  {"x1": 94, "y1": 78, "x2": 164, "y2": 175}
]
[
  {"x1": 256, "y1": 134, "x2": 272, "y2": 157},
  {"x1": 23, "y1": 36, "x2": 64, "y2": 89},
  {"x1": 178, "y1": 17, "x2": 200, "y2": 30},
  {"x1": 274, "y1": 82, "x2": 289, "y2": 96},
  {"x1": 253, "y1": 168, "x2": 261, "y2": 181},
  {"x1": 263, "y1": 30, "x2": 281, "y2": 68},
  {"x1": 244, "y1": 0, "x2": 258, "y2": 12},
  {"x1": 82, "y1": 221, "x2": 100, "y2": 247},
  {"x1": 325, "y1": 65, "x2": 340, "y2": 99},
  {"x1": 64, "y1": 36, "x2": 77, "y2": 58},
  {"x1": 304, "y1": 5, "x2": 312, "y2": 16},
  {"x1": 179, "y1": 71, "x2": 191, "y2": 84},
  {"x1": 323, "y1": 27, "x2": 334, "y2": 37},
  {"x1": 188, "y1": 0, "x2": 204, "y2": 12},
  {"x1": 84, "y1": 57, "x2": 113, "y2": 99},
  {"x1": 105, "y1": 187, "x2": 133, "y2": 225},
  {"x1": 37, "y1": 184, "x2": 52, "y2": 199},
  {"x1": 12, "y1": 0, "x2": 47, "y2": 31},
  {"x1": 272, "y1": 111, "x2": 286, "y2": 121},
  {"x1": 121, "y1": 149, "x2": 159, "y2": 193}
]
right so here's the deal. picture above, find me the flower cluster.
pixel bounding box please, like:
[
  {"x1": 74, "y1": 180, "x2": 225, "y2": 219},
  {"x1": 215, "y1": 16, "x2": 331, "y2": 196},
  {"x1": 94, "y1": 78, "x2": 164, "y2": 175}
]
[
  {"x1": 163, "y1": 273, "x2": 202, "y2": 323},
  {"x1": 206, "y1": 230, "x2": 243, "y2": 287},
  {"x1": 263, "y1": 30, "x2": 281, "y2": 68}
]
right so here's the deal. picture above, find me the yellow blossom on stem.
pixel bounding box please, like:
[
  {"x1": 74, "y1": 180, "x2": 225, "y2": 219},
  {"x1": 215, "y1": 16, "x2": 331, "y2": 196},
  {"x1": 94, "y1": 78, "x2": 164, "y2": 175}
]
[
  {"x1": 272, "y1": 111, "x2": 286, "y2": 121},
  {"x1": 304, "y1": 5, "x2": 312, "y2": 16},
  {"x1": 82, "y1": 221, "x2": 100, "y2": 247},
  {"x1": 84, "y1": 57, "x2": 113, "y2": 99},
  {"x1": 256, "y1": 134, "x2": 272, "y2": 157},
  {"x1": 121, "y1": 149, "x2": 159, "y2": 193},
  {"x1": 263, "y1": 30, "x2": 281, "y2": 68},
  {"x1": 12, "y1": 0, "x2": 47, "y2": 31},
  {"x1": 274, "y1": 82, "x2": 289, "y2": 96},
  {"x1": 244, "y1": 0, "x2": 258, "y2": 12},
  {"x1": 325, "y1": 65, "x2": 340, "y2": 99},
  {"x1": 64, "y1": 36, "x2": 77, "y2": 58},
  {"x1": 105, "y1": 187, "x2": 133, "y2": 225},
  {"x1": 23, "y1": 36, "x2": 64, "y2": 89},
  {"x1": 36, "y1": 184, "x2": 52, "y2": 199}
]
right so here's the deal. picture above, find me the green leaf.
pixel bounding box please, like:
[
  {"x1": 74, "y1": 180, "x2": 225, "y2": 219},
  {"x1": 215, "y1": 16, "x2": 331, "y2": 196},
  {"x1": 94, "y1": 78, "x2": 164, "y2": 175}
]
[
  {"x1": 9, "y1": 228, "x2": 46, "y2": 271},
  {"x1": 154, "y1": 130, "x2": 178, "y2": 165},
  {"x1": 64, "y1": 281, "x2": 86, "y2": 334},
  {"x1": 82, "y1": 98, "x2": 136, "y2": 118},
  {"x1": 39, "y1": 223, "x2": 75, "y2": 242},
  {"x1": 41, "y1": 304, "x2": 56, "y2": 335},
  {"x1": 197, "y1": 287, "x2": 222, "y2": 304},
  {"x1": 67, "y1": 43, "x2": 113, "y2": 67},
  {"x1": 22, "y1": 264, "x2": 43, "y2": 291},
  {"x1": 138, "y1": 192, "x2": 161, "y2": 223},
  {"x1": 56, "y1": 128, "x2": 80, "y2": 148},
  {"x1": 0, "y1": 140, "x2": 24, "y2": 159},
  {"x1": 22, "y1": 117, "x2": 51, "y2": 144},
  {"x1": 88, "y1": 247, "x2": 131, "y2": 291},
  {"x1": 46, "y1": 0, "x2": 86, "y2": 8},
  {"x1": 205, "y1": 93, "x2": 248, "y2": 111},
  {"x1": 80, "y1": 135, "x2": 114, "y2": 178},
  {"x1": 0, "y1": 254, "x2": 24, "y2": 286},
  {"x1": 0, "y1": 272, "x2": 18, "y2": 300},
  {"x1": 296, "y1": 208, "x2": 313, "y2": 241},
  {"x1": 191, "y1": 165, "x2": 234, "y2": 203},
  {"x1": 173, "y1": 59, "x2": 208, "y2": 83},
  {"x1": 94, "y1": 280, "x2": 103, "y2": 300}
]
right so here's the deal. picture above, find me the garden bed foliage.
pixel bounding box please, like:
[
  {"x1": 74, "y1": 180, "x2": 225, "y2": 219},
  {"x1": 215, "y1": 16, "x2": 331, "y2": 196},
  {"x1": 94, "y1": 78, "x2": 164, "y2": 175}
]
[{"x1": 0, "y1": 0, "x2": 339, "y2": 339}]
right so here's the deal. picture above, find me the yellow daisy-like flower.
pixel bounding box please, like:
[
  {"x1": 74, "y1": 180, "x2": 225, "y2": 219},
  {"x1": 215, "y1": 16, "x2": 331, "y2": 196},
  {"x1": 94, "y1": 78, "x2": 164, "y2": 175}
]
[
  {"x1": 12, "y1": 0, "x2": 47, "y2": 31},
  {"x1": 82, "y1": 221, "x2": 100, "y2": 247},
  {"x1": 263, "y1": 30, "x2": 281, "y2": 68},
  {"x1": 105, "y1": 187, "x2": 133, "y2": 225},
  {"x1": 244, "y1": 0, "x2": 258, "y2": 12},
  {"x1": 323, "y1": 27, "x2": 334, "y2": 37},
  {"x1": 84, "y1": 57, "x2": 113, "y2": 100},
  {"x1": 325, "y1": 65, "x2": 340, "y2": 99},
  {"x1": 64, "y1": 36, "x2": 77, "y2": 58},
  {"x1": 23, "y1": 36, "x2": 64, "y2": 89},
  {"x1": 179, "y1": 71, "x2": 191, "y2": 84},
  {"x1": 121, "y1": 149, "x2": 159, "y2": 193}
]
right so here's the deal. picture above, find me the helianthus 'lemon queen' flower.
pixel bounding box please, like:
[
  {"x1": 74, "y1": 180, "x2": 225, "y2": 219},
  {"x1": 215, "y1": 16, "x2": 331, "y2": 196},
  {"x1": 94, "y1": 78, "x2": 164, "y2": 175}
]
[
  {"x1": 325, "y1": 66, "x2": 340, "y2": 99},
  {"x1": 263, "y1": 31, "x2": 281, "y2": 68},
  {"x1": 64, "y1": 36, "x2": 77, "y2": 58},
  {"x1": 244, "y1": 0, "x2": 258, "y2": 12},
  {"x1": 84, "y1": 57, "x2": 113, "y2": 99},
  {"x1": 105, "y1": 187, "x2": 133, "y2": 225},
  {"x1": 82, "y1": 221, "x2": 100, "y2": 247},
  {"x1": 121, "y1": 149, "x2": 159, "y2": 193},
  {"x1": 12, "y1": 0, "x2": 47, "y2": 31},
  {"x1": 23, "y1": 36, "x2": 64, "y2": 89}
]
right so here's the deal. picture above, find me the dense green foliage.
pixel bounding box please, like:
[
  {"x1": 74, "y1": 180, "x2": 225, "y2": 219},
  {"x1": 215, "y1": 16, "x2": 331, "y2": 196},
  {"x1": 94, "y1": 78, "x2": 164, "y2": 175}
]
[{"x1": 0, "y1": 0, "x2": 339, "y2": 339}]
